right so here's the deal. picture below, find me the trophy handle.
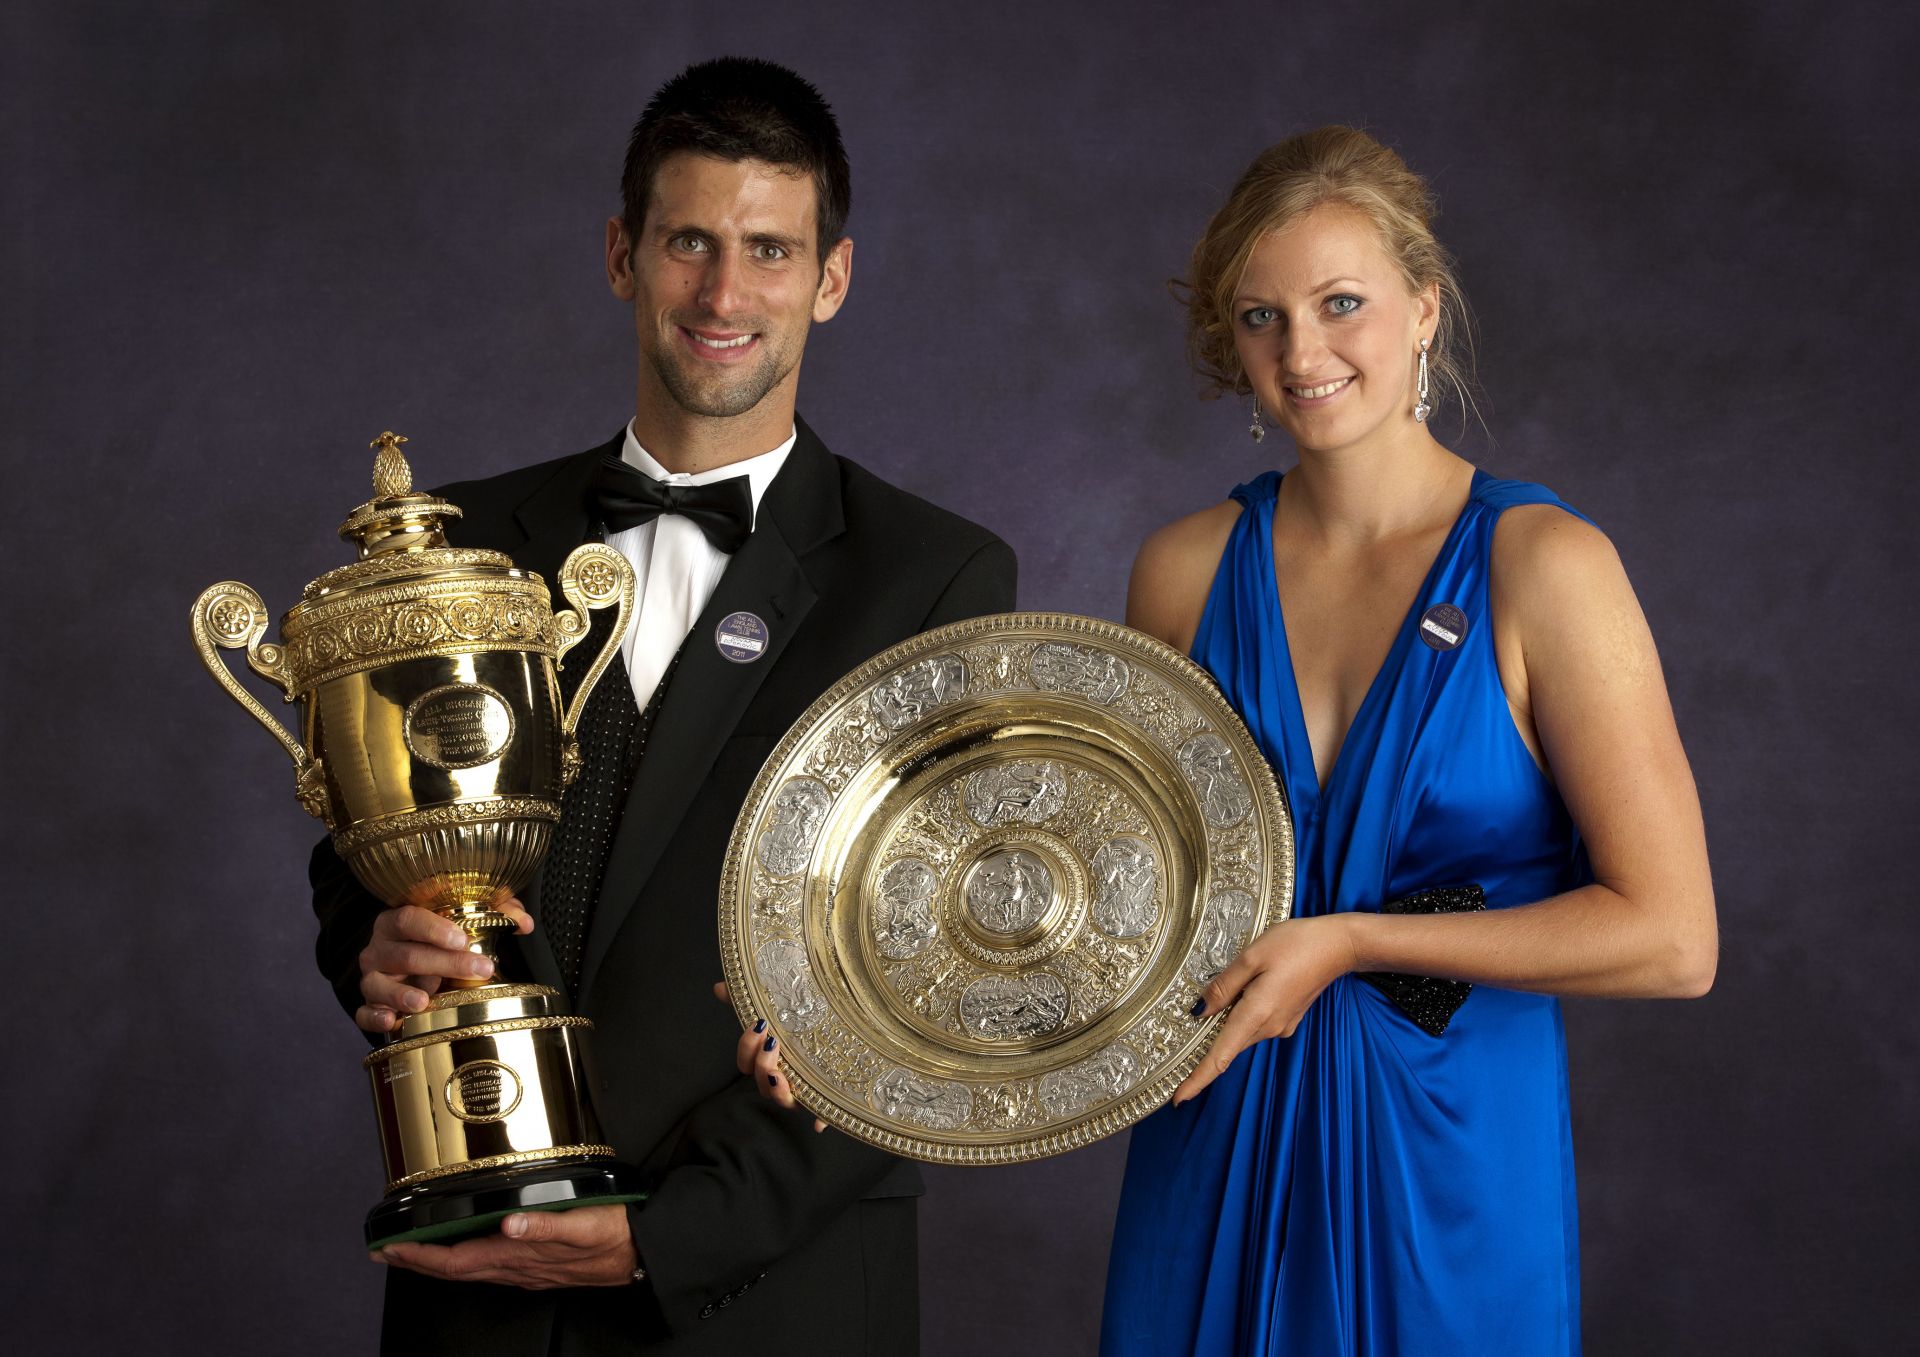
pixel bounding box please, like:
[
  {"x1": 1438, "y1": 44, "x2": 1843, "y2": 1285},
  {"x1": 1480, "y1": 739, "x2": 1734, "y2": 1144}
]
[
  {"x1": 551, "y1": 544, "x2": 636, "y2": 785},
  {"x1": 190, "y1": 582, "x2": 331, "y2": 824}
]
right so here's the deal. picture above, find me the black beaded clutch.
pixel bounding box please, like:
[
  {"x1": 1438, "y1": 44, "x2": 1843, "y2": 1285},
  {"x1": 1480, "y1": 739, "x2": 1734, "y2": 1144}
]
[{"x1": 1358, "y1": 883, "x2": 1486, "y2": 1037}]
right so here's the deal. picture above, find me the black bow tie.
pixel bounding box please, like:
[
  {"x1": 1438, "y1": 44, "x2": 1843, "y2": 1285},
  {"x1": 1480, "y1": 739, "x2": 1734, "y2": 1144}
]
[{"x1": 588, "y1": 455, "x2": 754, "y2": 554}]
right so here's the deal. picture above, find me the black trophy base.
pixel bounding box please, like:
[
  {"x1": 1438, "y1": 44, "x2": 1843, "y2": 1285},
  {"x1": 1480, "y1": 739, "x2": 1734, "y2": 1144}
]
[{"x1": 366, "y1": 1156, "x2": 648, "y2": 1250}]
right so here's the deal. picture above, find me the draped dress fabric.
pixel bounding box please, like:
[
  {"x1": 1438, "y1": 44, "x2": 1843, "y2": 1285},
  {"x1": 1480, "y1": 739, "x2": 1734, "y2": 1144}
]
[{"x1": 1101, "y1": 470, "x2": 1592, "y2": 1356}]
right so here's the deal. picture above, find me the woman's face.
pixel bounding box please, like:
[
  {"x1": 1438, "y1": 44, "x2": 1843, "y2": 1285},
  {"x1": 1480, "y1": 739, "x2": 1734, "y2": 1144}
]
[{"x1": 1230, "y1": 202, "x2": 1437, "y2": 456}]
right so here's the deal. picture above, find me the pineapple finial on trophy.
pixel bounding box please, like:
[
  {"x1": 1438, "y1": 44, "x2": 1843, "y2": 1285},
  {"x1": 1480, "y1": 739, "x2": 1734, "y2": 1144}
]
[{"x1": 369, "y1": 431, "x2": 413, "y2": 498}]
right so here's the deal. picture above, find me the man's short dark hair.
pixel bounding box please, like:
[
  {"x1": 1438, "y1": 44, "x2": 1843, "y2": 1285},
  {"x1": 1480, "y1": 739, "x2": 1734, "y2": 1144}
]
[{"x1": 621, "y1": 57, "x2": 851, "y2": 255}]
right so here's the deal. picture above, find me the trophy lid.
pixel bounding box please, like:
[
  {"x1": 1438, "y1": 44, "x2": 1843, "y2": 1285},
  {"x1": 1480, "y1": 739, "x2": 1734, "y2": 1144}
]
[
  {"x1": 299, "y1": 433, "x2": 514, "y2": 602},
  {"x1": 338, "y1": 431, "x2": 463, "y2": 555}
]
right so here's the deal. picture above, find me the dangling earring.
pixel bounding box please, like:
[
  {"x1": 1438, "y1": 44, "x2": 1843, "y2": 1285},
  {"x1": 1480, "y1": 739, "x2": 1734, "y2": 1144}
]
[
  {"x1": 1249, "y1": 399, "x2": 1266, "y2": 443},
  {"x1": 1413, "y1": 338, "x2": 1432, "y2": 424}
]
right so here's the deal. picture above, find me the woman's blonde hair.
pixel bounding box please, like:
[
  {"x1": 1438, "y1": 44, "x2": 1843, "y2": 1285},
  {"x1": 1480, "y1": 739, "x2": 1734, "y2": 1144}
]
[{"x1": 1180, "y1": 126, "x2": 1477, "y2": 423}]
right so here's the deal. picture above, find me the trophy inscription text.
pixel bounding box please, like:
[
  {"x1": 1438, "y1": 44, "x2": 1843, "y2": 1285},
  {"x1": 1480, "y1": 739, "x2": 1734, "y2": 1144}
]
[
  {"x1": 444, "y1": 1059, "x2": 525, "y2": 1123},
  {"x1": 404, "y1": 683, "x2": 516, "y2": 770}
]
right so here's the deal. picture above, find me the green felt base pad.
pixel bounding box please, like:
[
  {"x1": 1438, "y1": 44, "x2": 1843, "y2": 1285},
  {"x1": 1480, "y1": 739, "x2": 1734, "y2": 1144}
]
[{"x1": 364, "y1": 1158, "x2": 646, "y2": 1250}]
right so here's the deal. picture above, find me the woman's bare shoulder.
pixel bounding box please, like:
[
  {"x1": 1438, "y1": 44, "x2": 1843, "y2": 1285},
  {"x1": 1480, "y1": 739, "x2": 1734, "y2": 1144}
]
[
  {"x1": 1127, "y1": 500, "x2": 1245, "y2": 652},
  {"x1": 1490, "y1": 500, "x2": 1659, "y2": 697},
  {"x1": 1490, "y1": 502, "x2": 1627, "y2": 606}
]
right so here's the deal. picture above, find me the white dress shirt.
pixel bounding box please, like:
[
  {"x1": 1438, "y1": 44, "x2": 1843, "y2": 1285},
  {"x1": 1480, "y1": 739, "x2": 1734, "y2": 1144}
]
[{"x1": 606, "y1": 422, "x2": 795, "y2": 709}]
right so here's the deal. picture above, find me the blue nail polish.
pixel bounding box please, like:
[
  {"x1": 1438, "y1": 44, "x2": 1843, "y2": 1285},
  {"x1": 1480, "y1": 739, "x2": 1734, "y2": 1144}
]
[
  {"x1": 753, "y1": 1019, "x2": 766, "y2": 1033},
  {"x1": 767, "y1": 1073, "x2": 778, "y2": 1086},
  {"x1": 1188, "y1": 997, "x2": 1206, "y2": 1017},
  {"x1": 763, "y1": 1036, "x2": 775, "y2": 1052}
]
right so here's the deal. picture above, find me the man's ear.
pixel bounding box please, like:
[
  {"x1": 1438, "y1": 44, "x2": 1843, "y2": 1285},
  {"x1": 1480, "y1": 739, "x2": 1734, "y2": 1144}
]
[
  {"x1": 606, "y1": 217, "x2": 637, "y2": 302},
  {"x1": 812, "y1": 236, "x2": 854, "y2": 324}
]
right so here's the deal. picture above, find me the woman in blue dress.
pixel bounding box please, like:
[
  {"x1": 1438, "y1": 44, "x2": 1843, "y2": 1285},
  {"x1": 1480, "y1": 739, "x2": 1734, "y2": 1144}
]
[{"x1": 1099, "y1": 127, "x2": 1718, "y2": 1355}]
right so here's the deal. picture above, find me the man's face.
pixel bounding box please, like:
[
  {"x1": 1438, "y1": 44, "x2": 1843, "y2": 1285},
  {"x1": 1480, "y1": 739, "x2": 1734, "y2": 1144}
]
[{"x1": 608, "y1": 153, "x2": 852, "y2": 421}]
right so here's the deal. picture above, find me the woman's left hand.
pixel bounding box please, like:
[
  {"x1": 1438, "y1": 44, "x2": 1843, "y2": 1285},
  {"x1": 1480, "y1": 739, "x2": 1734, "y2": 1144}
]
[
  {"x1": 1173, "y1": 914, "x2": 1358, "y2": 1105},
  {"x1": 714, "y1": 981, "x2": 827, "y2": 1133}
]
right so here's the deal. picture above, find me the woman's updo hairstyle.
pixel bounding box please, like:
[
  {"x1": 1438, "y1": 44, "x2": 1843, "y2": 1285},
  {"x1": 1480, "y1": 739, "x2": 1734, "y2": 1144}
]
[{"x1": 1180, "y1": 125, "x2": 1476, "y2": 423}]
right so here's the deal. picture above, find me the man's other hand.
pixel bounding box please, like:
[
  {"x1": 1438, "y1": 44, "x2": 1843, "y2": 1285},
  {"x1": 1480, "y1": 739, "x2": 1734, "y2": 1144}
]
[
  {"x1": 373, "y1": 1204, "x2": 637, "y2": 1289},
  {"x1": 355, "y1": 889, "x2": 535, "y2": 1034}
]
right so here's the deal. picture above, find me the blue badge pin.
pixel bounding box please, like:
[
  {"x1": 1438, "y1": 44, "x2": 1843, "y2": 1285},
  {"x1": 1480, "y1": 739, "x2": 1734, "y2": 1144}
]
[
  {"x1": 1418, "y1": 603, "x2": 1468, "y2": 651},
  {"x1": 715, "y1": 611, "x2": 770, "y2": 663}
]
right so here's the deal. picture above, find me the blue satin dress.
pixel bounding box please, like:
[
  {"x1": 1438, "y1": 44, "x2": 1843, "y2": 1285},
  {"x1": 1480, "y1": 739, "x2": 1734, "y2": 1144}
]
[{"x1": 1100, "y1": 470, "x2": 1589, "y2": 1356}]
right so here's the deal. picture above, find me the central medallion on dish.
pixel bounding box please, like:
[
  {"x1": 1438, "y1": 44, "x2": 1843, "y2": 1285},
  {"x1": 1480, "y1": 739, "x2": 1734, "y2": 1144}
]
[{"x1": 941, "y1": 825, "x2": 1087, "y2": 970}]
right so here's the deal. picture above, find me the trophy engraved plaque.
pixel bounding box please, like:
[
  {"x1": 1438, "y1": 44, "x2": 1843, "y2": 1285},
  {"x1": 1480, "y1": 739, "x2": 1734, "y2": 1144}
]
[
  {"x1": 191, "y1": 432, "x2": 643, "y2": 1246},
  {"x1": 719, "y1": 612, "x2": 1295, "y2": 1163}
]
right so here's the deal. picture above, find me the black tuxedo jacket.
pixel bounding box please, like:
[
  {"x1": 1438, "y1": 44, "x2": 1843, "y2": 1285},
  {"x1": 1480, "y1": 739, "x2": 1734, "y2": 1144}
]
[{"x1": 312, "y1": 418, "x2": 1016, "y2": 1355}]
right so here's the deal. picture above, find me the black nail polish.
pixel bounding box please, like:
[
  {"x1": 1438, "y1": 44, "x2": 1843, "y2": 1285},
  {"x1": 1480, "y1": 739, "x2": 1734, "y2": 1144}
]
[
  {"x1": 767, "y1": 1073, "x2": 778, "y2": 1086},
  {"x1": 763, "y1": 1036, "x2": 775, "y2": 1052},
  {"x1": 1188, "y1": 997, "x2": 1206, "y2": 1017},
  {"x1": 753, "y1": 1019, "x2": 766, "y2": 1033}
]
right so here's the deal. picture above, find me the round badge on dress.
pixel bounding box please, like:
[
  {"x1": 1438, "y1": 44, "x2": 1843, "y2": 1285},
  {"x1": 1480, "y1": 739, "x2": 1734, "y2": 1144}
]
[
  {"x1": 715, "y1": 611, "x2": 770, "y2": 663},
  {"x1": 1418, "y1": 603, "x2": 1468, "y2": 651}
]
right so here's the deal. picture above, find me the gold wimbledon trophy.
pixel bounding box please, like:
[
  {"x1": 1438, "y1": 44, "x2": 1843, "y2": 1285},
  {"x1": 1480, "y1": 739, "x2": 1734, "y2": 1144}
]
[{"x1": 191, "y1": 432, "x2": 641, "y2": 1247}]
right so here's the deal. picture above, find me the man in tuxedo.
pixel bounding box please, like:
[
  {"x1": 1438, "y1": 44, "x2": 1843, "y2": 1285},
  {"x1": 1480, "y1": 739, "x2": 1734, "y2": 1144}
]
[{"x1": 311, "y1": 57, "x2": 1016, "y2": 1354}]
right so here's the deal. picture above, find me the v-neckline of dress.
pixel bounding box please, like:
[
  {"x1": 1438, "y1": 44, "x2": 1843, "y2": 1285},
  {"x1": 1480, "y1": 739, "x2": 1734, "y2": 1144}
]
[{"x1": 1260, "y1": 469, "x2": 1487, "y2": 809}]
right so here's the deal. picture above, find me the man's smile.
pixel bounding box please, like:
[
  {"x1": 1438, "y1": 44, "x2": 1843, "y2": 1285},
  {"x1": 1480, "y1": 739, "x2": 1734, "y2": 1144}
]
[{"x1": 678, "y1": 324, "x2": 761, "y2": 359}]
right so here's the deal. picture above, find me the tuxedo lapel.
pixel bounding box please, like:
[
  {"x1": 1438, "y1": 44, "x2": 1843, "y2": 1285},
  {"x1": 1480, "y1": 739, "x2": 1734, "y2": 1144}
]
[
  {"x1": 506, "y1": 436, "x2": 616, "y2": 592},
  {"x1": 576, "y1": 422, "x2": 843, "y2": 1005},
  {"x1": 455, "y1": 434, "x2": 615, "y2": 995}
]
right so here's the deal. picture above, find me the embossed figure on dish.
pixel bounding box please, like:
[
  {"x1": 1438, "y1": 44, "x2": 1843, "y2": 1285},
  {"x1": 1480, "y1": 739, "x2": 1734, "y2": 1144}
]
[
  {"x1": 957, "y1": 971, "x2": 1071, "y2": 1041},
  {"x1": 1038, "y1": 1043, "x2": 1145, "y2": 1120},
  {"x1": 874, "y1": 857, "x2": 941, "y2": 960},
  {"x1": 1189, "y1": 888, "x2": 1257, "y2": 985},
  {"x1": 964, "y1": 759, "x2": 1067, "y2": 827},
  {"x1": 1177, "y1": 732, "x2": 1254, "y2": 828},
  {"x1": 756, "y1": 777, "x2": 832, "y2": 877},
  {"x1": 1089, "y1": 835, "x2": 1161, "y2": 937},
  {"x1": 1030, "y1": 641, "x2": 1132, "y2": 704},
  {"x1": 871, "y1": 1068, "x2": 973, "y2": 1132},
  {"x1": 870, "y1": 654, "x2": 967, "y2": 731},
  {"x1": 961, "y1": 848, "x2": 1055, "y2": 935},
  {"x1": 756, "y1": 937, "x2": 827, "y2": 1031}
]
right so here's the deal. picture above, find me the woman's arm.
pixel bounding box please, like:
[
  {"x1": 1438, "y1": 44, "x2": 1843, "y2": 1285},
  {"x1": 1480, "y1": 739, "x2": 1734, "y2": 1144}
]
[{"x1": 1175, "y1": 505, "x2": 1716, "y2": 1102}]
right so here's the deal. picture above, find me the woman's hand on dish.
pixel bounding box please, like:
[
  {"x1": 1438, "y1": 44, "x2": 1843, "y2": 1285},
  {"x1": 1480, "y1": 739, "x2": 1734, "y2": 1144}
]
[
  {"x1": 1172, "y1": 915, "x2": 1358, "y2": 1105},
  {"x1": 714, "y1": 981, "x2": 826, "y2": 1133}
]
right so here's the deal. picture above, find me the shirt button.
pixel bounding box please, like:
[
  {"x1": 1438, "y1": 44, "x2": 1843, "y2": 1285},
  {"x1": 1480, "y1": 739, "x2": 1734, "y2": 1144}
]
[{"x1": 700, "y1": 1305, "x2": 715, "y2": 1319}]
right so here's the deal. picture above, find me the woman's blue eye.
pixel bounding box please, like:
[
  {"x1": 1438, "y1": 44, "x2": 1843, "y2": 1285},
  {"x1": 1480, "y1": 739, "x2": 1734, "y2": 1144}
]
[
  {"x1": 1242, "y1": 307, "x2": 1277, "y2": 328},
  {"x1": 1327, "y1": 294, "x2": 1362, "y2": 315}
]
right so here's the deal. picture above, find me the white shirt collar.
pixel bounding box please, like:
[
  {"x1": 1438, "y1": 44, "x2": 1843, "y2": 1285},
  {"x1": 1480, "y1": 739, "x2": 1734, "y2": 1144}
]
[{"x1": 620, "y1": 421, "x2": 797, "y2": 528}]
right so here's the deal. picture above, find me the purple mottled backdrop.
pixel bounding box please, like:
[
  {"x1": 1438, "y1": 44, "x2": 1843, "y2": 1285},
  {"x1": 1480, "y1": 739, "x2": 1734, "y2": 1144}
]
[{"x1": 5, "y1": 1, "x2": 1914, "y2": 1352}]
